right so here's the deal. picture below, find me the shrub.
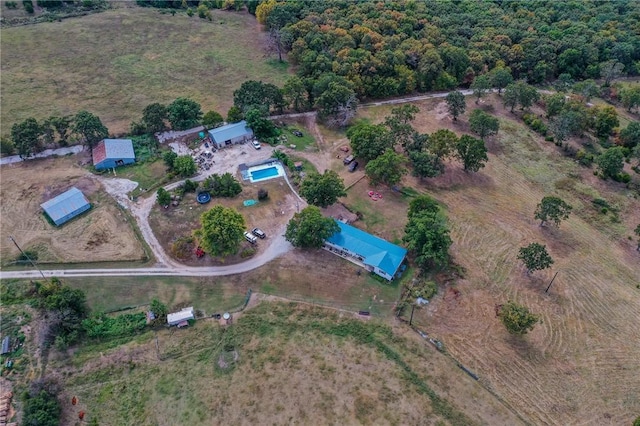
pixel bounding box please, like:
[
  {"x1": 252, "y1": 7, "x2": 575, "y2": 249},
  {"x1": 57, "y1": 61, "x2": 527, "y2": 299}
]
[
  {"x1": 545, "y1": 135, "x2": 554, "y2": 142},
  {"x1": 576, "y1": 149, "x2": 595, "y2": 166},
  {"x1": 23, "y1": 0, "x2": 34, "y2": 13},
  {"x1": 257, "y1": 188, "x2": 269, "y2": 200},
  {"x1": 240, "y1": 247, "x2": 256, "y2": 258},
  {"x1": 6, "y1": 1, "x2": 18, "y2": 9},
  {"x1": 186, "y1": 7, "x2": 193, "y2": 16},
  {"x1": 522, "y1": 113, "x2": 548, "y2": 136},
  {"x1": 183, "y1": 179, "x2": 199, "y2": 193},
  {"x1": 614, "y1": 172, "x2": 631, "y2": 183}
]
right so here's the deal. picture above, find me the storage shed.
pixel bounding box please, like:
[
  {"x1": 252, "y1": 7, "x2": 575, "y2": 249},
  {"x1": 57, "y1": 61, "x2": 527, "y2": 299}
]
[
  {"x1": 92, "y1": 139, "x2": 135, "y2": 170},
  {"x1": 40, "y1": 187, "x2": 91, "y2": 226},
  {"x1": 1, "y1": 336, "x2": 10, "y2": 355},
  {"x1": 167, "y1": 307, "x2": 195, "y2": 326},
  {"x1": 207, "y1": 121, "x2": 254, "y2": 149}
]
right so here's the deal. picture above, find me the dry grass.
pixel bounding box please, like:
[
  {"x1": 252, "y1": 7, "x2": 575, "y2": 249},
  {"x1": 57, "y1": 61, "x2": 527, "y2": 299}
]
[
  {"x1": 0, "y1": 156, "x2": 145, "y2": 265},
  {"x1": 55, "y1": 302, "x2": 523, "y2": 426},
  {"x1": 0, "y1": 7, "x2": 290, "y2": 134},
  {"x1": 362, "y1": 96, "x2": 640, "y2": 426}
]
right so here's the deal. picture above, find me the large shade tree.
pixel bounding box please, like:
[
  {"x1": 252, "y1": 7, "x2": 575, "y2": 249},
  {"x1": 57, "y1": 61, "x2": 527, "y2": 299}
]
[
  {"x1": 194, "y1": 205, "x2": 246, "y2": 256},
  {"x1": 445, "y1": 90, "x2": 466, "y2": 121},
  {"x1": 167, "y1": 98, "x2": 202, "y2": 130},
  {"x1": 73, "y1": 111, "x2": 108, "y2": 149},
  {"x1": 455, "y1": 134, "x2": 488, "y2": 172},
  {"x1": 11, "y1": 117, "x2": 42, "y2": 159},
  {"x1": 365, "y1": 149, "x2": 406, "y2": 186},
  {"x1": 403, "y1": 199, "x2": 452, "y2": 271},
  {"x1": 347, "y1": 123, "x2": 392, "y2": 162},
  {"x1": 299, "y1": 170, "x2": 346, "y2": 208},
  {"x1": 285, "y1": 206, "x2": 340, "y2": 249},
  {"x1": 469, "y1": 109, "x2": 500, "y2": 140}
]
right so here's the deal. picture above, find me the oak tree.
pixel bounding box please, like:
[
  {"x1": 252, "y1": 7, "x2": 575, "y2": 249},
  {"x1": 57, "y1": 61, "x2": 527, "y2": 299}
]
[
  {"x1": 299, "y1": 170, "x2": 346, "y2": 208},
  {"x1": 534, "y1": 196, "x2": 573, "y2": 227},
  {"x1": 517, "y1": 243, "x2": 553, "y2": 275},
  {"x1": 445, "y1": 90, "x2": 466, "y2": 121},
  {"x1": 469, "y1": 109, "x2": 499, "y2": 140},
  {"x1": 455, "y1": 134, "x2": 488, "y2": 172},
  {"x1": 285, "y1": 206, "x2": 340, "y2": 249},
  {"x1": 194, "y1": 205, "x2": 246, "y2": 256},
  {"x1": 365, "y1": 149, "x2": 406, "y2": 186}
]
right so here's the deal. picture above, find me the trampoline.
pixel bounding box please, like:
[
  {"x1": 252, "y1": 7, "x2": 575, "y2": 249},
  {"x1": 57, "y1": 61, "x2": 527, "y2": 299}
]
[{"x1": 197, "y1": 192, "x2": 211, "y2": 204}]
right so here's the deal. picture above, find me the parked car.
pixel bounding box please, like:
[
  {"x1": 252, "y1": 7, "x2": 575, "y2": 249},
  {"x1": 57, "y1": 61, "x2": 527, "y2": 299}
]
[
  {"x1": 348, "y1": 161, "x2": 359, "y2": 172},
  {"x1": 293, "y1": 130, "x2": 303, "y2": 137},
  {"x1": 251, "y1": 140, "x2": 261, "y2": 150},
  {"x1": 343, "y1": 155, "x2": 354, "y2": 165},
  {"x1": 244, "y1": 231, "x2": 257, "y2": 244},
  {"x1": 252, "y1": 228, "x2": 266, "y2": 239}
]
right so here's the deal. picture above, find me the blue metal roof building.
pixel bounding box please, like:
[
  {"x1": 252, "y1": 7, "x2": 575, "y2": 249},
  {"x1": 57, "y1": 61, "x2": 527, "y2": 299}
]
[
  {"x1": 324, "y1": 221, "x2": 407, "y2": 281},
  {"x1": 208, "y1": 121, "x2": 254, "y2": 148},
  {"x1": 40, "y1": 187, "x2": 91, "y2": 226},
  {"x1": 93, "y1": 139, "x2": 136, "y2": 170}
]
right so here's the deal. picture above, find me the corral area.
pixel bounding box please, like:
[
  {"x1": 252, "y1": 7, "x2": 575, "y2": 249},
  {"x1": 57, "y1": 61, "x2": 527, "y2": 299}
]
[
  {"x1": 53, "y1": 302, "x2": 523, "y2": 426},
  {"x1": 0, "y1": 6, "x2": 290, "y2": 134},
  {"x1": 0, "y1": 156, "x2": 146, "y2": 265}
]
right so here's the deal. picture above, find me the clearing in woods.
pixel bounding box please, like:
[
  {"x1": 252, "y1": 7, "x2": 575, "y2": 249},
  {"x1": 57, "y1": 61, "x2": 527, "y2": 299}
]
[
  {"x1": 54, "y1": 302, "x2": 524, "y2": 426},
  {"x1": 0, "y1": 6, "x2": 290, "y2": 134},
  {"x1": 0, "y1": 156, "x2": 146, "y2": 265},
  {"x1": 353, "y1": 95, "x2": 640, "y2": 426}
]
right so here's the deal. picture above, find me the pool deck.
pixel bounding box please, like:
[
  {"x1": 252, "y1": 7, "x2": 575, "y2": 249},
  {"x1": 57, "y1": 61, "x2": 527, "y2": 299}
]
[{"x1": 242, "y1": 161, "x2": 286, "y2": 183}]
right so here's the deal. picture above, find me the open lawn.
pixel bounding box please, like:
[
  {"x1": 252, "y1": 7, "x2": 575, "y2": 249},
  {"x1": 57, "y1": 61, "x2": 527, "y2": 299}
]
[
  {"x1": 53, "y1": 302, "x2": 523, "y2": 426},
  {"x1": 0, "y1": 6, "x2": 290, "y2": 134},
  {"x1": 0, "y1": 156, "x2": 146, "y2": 265},
  {"x1": 347, "y1": 94, "x2": 640, "y2": 425}
]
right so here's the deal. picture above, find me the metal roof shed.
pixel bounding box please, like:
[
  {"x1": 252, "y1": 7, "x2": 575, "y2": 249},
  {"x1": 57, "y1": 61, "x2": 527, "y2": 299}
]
[
  {"x1": 167, "y1": 307, "x2": 195, "y2": 326},
  {"x1": 93, "y1": 139, "x2": 136, "y2": 170},
  {"x1": 40, "y1": 187, "x2": 91, "y2": 226},
  {"x1": 208, "y1": 121, "x2": 253, "y2": 148},
  {"x1": 1, "y1": 336, "x2": 10, "y2": 355}
]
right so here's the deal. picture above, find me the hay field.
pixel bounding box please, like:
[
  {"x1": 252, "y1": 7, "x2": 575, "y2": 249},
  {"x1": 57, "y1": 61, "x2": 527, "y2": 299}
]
[
  {"x1": 56, "y1": 302, "x2": 523, "y2": 426},
  {"x1": 357, "y1": 96, "x2": 640, "y2": 425},
  {"x1": 0, "y1": 6, "x2": 289, "y2": 134},
  {"x1": 0, "y1": 156, "x2": 145, "y2": 265}
]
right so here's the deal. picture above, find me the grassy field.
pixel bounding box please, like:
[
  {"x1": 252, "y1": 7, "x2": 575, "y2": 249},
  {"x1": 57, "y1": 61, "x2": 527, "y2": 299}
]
[
  {"x1": 53, "y1": 301, "x2": 523, "y2": 426},
  {"x1": 0, "y1": 6, "x2": 291, "y2": 134},
  {"x1": 350, "y1": 95, "x2": 640, "y2": 426}
]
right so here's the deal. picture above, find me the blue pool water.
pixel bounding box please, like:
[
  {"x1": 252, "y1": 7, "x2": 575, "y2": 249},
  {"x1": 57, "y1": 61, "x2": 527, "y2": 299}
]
[{"x1": 251, "y1": 166, "x2": 279, "y2": 181}]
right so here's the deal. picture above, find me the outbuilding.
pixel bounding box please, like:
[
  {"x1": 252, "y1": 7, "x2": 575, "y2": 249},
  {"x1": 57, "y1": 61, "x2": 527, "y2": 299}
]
[
  {"x1": 324, "y1": 221, "x2": 407, "y2": 281},
  {"x1": 207, "y1": 121, "x2": 254, "y2": 149},
  {"x1": 167, "y1": 307, "x2": 195, "y2": 327},
  {"x1": 1, "y1": 336, "x2": 10, "y2": 355},
  {"x1": 92, "y1": 139, "x2": 136, "y2": 170},
  {"x1": 40, "y1": 187, "x2": 91, "y2": 226}
]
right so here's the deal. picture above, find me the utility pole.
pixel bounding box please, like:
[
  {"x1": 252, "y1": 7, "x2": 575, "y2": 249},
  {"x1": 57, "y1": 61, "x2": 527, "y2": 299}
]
[
  {"x1": 545, "y1": 271, "x2": 559, "y2": 293},
  {"x1": 409, "y1": 304, "x2": 416, "y2": 326},
  {"x1": 8, "y1": 235, "x2": 46, "y2": 280}
]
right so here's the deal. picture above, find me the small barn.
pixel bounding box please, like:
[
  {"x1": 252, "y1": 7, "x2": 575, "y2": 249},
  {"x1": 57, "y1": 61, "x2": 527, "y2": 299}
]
[
  {"x1": 41, "y1": 187, "x2": 91, "y2": 226},
  {"x1": 324, "y1": 221, "x2": 407, "y2": 281},
  {"x1": 207, "y1": 121, "x2": 254, "y2": 149},
  {"x1": 167, "y1": 307, "x2": 195, "y2": 327},
  {"x1": 92, "y1": 139, "x2": 136, "y2": 170}
]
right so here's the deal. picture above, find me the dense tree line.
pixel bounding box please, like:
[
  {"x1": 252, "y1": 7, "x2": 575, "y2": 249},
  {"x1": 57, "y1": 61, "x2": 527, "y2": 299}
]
[{"x1": 256, "y1": 0, "x2": 639, "y2": 101}]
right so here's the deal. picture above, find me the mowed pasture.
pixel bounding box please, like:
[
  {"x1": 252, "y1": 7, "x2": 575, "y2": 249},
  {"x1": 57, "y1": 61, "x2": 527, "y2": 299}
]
[
  {"x1": 352, "y1": 96, "x2": 640, "y2": 425},
  {"x1": 0, "y1": 156, "x2": 146, "y2": 265},
  {"x1": 0, "y1": 7, "x2": 290, "y2": 134},
  {"x1": 55, "y1": 302, "x2": 523, "y2": 426}
]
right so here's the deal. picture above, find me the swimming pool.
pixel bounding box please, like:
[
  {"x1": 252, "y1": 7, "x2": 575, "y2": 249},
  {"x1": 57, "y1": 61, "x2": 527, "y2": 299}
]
[{"x1": 247, "y1": 163, "x2": 285, "y2": 183}]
